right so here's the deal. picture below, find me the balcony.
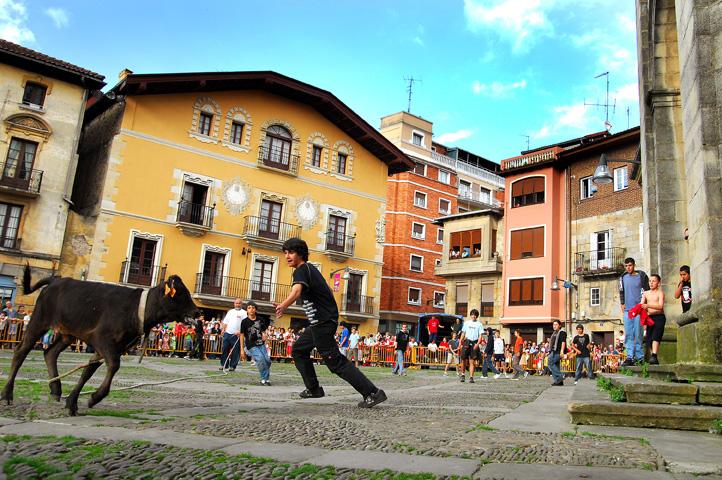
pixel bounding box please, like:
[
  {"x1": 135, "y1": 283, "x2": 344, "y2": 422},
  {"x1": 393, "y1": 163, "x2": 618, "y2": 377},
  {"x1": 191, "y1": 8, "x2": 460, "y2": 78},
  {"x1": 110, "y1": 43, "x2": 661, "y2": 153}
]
[
  {"x1": 119, "y1": 261, "x2": 167, "y2": 287},
  {"x1": 429, "y1": 150, "x2": 505, "y2": 189},
  {"x1": 0, "y1": 237, "x2": 21, "y2": 251},
  {"x1": 574, "y1": 247, "x2": 626, "y2": 276},
  {"x1": 242, "y1": 215, "x2": 302, "y2": 249},
  {"x1": 457, "y1": 188, "x2": 501, "y2": 208},
  {"x1": 175, "y1": 201, "x2": 214, "y2": 236},
  {"x1": 343, "y1": 294, "x2": 375, "y2": 317},
  {"x1": 435, "y1": 252, "x2": 502, "y2": 277},
  {"x1": 324, "y1": 231, "x2": 355, "y2": 262},
  {"x1": 0, "y1": 162, "x2": 43, "y2": 198},
  {"x1": 258, "y1": 145, "x2": 299, "y2": 176},
  {"x1": 194, "y1": 273, "x2": 303, "y2": 310}
]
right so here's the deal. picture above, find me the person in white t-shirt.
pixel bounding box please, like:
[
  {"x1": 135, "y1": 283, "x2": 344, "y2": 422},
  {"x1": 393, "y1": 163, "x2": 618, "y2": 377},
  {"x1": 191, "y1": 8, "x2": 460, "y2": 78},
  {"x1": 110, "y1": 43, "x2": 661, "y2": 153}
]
[
  {"x1": 348, "y1": 327, "x2": 361, "y2": 366},
  {"x1": 220, "y1": 298, "x2": 247, "y2": 371}
]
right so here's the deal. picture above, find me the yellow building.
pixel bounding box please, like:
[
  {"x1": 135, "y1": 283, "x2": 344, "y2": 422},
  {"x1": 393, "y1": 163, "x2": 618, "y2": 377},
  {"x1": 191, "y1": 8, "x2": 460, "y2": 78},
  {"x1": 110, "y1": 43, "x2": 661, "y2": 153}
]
[
  {"x1": 65, "y1": 71, "x2": 411, "y2": 332},
  {"x1": 0, "y1": 40, "x2": 104, "y2": 308}
]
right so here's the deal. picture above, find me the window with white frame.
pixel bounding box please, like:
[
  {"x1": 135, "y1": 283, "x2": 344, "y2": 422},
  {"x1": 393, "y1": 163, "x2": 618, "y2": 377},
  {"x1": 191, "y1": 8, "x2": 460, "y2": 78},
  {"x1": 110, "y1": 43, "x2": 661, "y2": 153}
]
[
  {"x1": 590, "y1": 287, "x2": 601, "y2": 306},
  {"x1": 435, "y1": 258, "x2": 441, "y2": 267},
  {"x1": 614, "y1": 167, "x2": 628, "y2": 191},
  {"x1": 437, "y1": 228, "x2": 444, "y2": 244},
  {"x1": 438, "y1": 170, "x2": 451, "y2": 185},
  {"x1": 580, "y1": 176, "x2": 594, "y2": 200},
  {"x1": 439, "y1": 198, "x2": 451, "y2": 214},
  {"x1": 414, "y1": 191, "x2": 427, "y2": 208},
  {"x1": 433, "y1": 291, "x2": 445, "y2": 308},
  {"x1": 412, "y1": 132, "x2": 424, "y2": 146},
  {"x1": 408, "y1": 287, "x2": 422, "y2": 305},
  {"x1": 411, "y1": 222, "x2": 425, "y2": 239},
  {"x1": 410, "y1": 254, "x2": 423, "y2": 272}
]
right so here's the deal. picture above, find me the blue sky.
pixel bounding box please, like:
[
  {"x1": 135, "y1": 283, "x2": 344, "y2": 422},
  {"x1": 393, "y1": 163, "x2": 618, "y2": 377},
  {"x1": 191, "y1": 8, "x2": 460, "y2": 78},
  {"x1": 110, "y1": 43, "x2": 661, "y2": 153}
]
[{"x1": 1, "y1": 0, "x2": 639, "y2": 162}]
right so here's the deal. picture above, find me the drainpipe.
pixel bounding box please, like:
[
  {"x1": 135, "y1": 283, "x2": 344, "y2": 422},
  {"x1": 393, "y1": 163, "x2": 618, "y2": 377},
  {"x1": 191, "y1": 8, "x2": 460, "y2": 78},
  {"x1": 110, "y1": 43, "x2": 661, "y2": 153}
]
[{"x1": 566, "y1": 165, "x2": 573, "y2": 333}]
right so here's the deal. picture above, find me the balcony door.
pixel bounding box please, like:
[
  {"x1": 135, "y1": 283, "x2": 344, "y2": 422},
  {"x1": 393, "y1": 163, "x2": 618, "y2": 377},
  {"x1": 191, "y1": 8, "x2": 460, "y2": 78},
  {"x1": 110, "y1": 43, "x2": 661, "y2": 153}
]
[
  {"x1": 128, "y1": 237, "x2": 157, "y2": 286},
  {"x1": 345, "y1": 273, "x2": 363, "y2": 312},
  {"x1": 327, "y1": 215, "x2": 347, "y2": 252},
  {"x1": 2, "y1": 138, "x2": 36, "y2": 190},
  {"x1": 251, "y1": 260, "x2": 273, "y2": 301},
  {"x1": 201, "y1": 251, "x2": 225, "y2": 295},
  {"x1": 263, "y1": 125, "x2": 292, "y2": 170},
  {"x1": 590, "y1": 230, "x2": 611, "y2": 270},
  {"x1": 259, "y1": 200, "x2": 282, "y2": 239},
  {"x1": 179, "y1": 182, "x2": 208, "y2": 225}
]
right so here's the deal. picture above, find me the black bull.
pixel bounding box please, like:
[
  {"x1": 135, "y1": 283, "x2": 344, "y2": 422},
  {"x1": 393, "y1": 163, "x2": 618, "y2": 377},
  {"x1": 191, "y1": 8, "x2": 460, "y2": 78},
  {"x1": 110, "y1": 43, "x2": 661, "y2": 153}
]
[{"x1": 1, "y1": 266, "x2": 198, "y2": 415}]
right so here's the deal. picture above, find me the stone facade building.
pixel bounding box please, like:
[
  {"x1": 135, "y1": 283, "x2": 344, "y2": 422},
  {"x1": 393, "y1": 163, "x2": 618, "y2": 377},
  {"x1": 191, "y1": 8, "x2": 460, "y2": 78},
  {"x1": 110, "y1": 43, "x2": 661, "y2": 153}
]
[
  {"x1": 637, "y1": 0, "x2": 722, "y2": 366},
  {"x1": 0, "y1": 40, "x2": 104, "y2": 307}
]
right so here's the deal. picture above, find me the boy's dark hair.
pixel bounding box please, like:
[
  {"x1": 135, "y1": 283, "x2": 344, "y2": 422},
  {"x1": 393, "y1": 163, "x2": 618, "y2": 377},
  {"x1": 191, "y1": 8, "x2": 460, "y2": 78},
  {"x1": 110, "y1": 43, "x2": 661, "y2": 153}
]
[
  {"x1": 469, "y1": 308, "x2": 480, "y2": 317},
  {"x1": 576, "y1": 324, "x2": 584, "y2": 330},
  {"x1": 282, "y1": 237, "x2": 309, "y2": 261},
  {"x1": 552, "y1": 319, "x2": 562, "y2": 327},
  {"x1": 651, "y1": 273, "x2": 661, "y2": 281},
  {"x1": 245, "y1": 300, "x2": 258, "y2": 310},
  {"x1": 680, "y1": 265, "x2": 690, "y2": 274},
  {"x1": 624, "y1": 257, "x2": 635, "y2": 265}
]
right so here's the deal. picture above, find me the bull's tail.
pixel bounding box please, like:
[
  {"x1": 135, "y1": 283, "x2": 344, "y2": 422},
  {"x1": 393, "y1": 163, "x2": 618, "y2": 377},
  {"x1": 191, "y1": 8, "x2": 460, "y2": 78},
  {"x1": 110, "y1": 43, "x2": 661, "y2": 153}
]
[{"x1": 23, "y1": 264, "x2": 55, "y2": 294}]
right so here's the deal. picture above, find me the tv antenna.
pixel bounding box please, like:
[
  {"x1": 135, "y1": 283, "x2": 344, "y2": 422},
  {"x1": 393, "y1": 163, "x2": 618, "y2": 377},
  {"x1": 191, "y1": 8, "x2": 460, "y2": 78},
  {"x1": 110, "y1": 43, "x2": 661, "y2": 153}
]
[
  {"x1": 404, "y1": 76, "x2": 421, "y2": 113},
  {"x1": 626, "y1": 106, "x2": 630, "y2": 129},
  {"x1": 521, "y1": 134, "x2": 530, "y2": 150},
  {"x1": 584, "y1": 71, "x2": 616, "y2": 130}
]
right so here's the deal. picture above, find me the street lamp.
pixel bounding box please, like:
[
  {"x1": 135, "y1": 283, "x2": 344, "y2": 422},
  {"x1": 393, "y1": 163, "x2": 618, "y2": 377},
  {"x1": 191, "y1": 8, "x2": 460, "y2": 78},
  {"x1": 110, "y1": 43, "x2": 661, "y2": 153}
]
[
  {"x1": 592, "y1": 153, "x2": 642, "y2": 185},
  {"x1": 328, "y1": 267, "x2": 350, "y2": 280},
  {"x1": 550, "y1": 275, "x2": 576, "y2": 291}
]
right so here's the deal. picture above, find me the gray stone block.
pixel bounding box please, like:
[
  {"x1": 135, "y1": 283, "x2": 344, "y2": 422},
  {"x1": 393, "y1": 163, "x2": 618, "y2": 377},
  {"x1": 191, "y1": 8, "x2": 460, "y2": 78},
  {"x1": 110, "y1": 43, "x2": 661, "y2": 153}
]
[{"x1": 695, "y1": 382, "x2": 722, "y2": 405}]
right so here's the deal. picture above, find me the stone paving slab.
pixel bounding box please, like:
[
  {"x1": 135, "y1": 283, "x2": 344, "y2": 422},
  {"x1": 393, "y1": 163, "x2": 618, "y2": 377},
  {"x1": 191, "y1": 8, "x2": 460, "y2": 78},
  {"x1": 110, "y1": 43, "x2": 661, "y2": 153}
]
[
  {"x1": 474, "y1": 463, "x2": 675, "y2": 480},
  {"x1": 306, "y1": 448, "x2": 480, "y2": 476},
  {"x1": 489, "y1": 384, "x2": 574, "y2": 433},
  {"x1": 220, "y1": 441, "x2": 328, "y2": 463}
]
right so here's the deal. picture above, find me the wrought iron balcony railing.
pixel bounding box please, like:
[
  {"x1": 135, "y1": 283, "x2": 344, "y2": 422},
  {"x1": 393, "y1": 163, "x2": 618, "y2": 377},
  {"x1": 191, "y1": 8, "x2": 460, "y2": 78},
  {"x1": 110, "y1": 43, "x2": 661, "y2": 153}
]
[
  {"x1": 258, "y1": 145, "x2": 299, "y2": 175},
  {"x1": 0, "y1": 162, "x2": 43, "y2": 195},
  {"x1": 0, "y1": 236, "x2": 21, "y2": 250},
  {"x1": 344, "y1": 294, "x2": 375, "y2": 315},
  {"x1": 195, "y1": 273, "x2": 294, "y2": 304},
  {"x1": 176, "y1": 201, "x2": 214, "y2": 229},
  {"x1": 120, "y1": 261, "x2": 167, "y2": 286},
  {"x1": 574, "y1": 247, "x2": 626, "y2": 275},
  {"x1": 324, "y1": 231, "x2": 355, "y2": 256},
  {"x1": 243, "y1": 216, "x2": 301, "y2": 242}
]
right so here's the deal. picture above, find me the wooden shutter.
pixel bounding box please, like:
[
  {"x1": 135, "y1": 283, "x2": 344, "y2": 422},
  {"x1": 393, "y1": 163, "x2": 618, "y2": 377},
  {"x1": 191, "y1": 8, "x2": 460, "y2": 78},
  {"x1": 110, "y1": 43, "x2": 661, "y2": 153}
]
[
  {"x1": 509, "y1": 280, "x2": 521, "y2": 304},
  {"x1": 511, "y1": 180, "x2": 521, "y2": 197},
  {"x1": 532, "y1": 227, "x2": 544, "y2": 257},
  {"x1": 532, "y1": 278, "x2": 543, "y2": 303},
  {"x1": 510, "y1": 230, "x2": 522, "y2": 260},
  {"x1": 450, "y1": 231, "x2": 461, "y2": 251},
  {"x1": 533, "y1": 177, "x2": 545, "y2": 193},
  {"x1": 491, "y1": 229, "x2": 497, "y2": 255},
  {"x1": 520, "y1": 279, "x2": 532, "y2": 303}
]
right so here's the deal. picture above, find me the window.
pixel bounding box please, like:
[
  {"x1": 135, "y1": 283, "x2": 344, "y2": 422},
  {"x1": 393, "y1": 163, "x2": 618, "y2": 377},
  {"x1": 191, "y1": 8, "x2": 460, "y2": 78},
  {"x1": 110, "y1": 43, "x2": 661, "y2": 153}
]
[
  {"x1": 337, "y1": 153, "x2": 347, "y2": 174},
  {"x1": 438, "y1": 170, "x2": 451, "y2": 185},
  {"x1": 0, "y1": 203, "x2": 22, "y2": 249},
  {"x1": 259, "y1": 200, "x2": 283, "y2": 239},
  {"x1": 3, "y1": 138, "x2": 37, "y2": 188},
  {"x1": 456, "y1": 284, "x2": 468, "y2": 316},
  {"x1": 230, "y1": 121, "x2": 244, "y2": 144},
  {"x1": 459, "y1": 179, "x2": 472, "y2": 198},
  {"x1": 263, "y1": 125, "x2": 293, "y2": 170},
  {"x1": 410, "y1": 254, "x2": 423, "y2": 272},
  {"x1": 311, "y1": 145, "x2": 322, "y2": 167},
  {"x1": 413, "y1": 162, "x2": 426, "y2": 176},
  {"x1": 509, "y1": 278, "x2": 544, "y2": 306},
  {"x1": 437, "y1": 228, "x2": 444, "y2": 244},
  {"x1": 449, "y1": 229, "x2": 481, "y2": 259},
  {"x1": 510, "y1": 227, "x2": 544, "y2": 260},
  {"x1": 126, "y1": 237, "x2": 158, "y2": 286},
  {"x1": 198, "y1": 112, "x2": 213, "y2": 136},
  {"x1": 491, "y1": 229, "x2": 497, "y2": 256},
  {"x1": 590, "y1": 287, "x2": 601, "y2": 306},
  {"x1": 439, "y1": 198, "x2": 451, "y2": 214},
  {"x1": 433, "y1": 291, "x2": 445, "y2": 308},
  {"x1": 411, "y1": 222, "x2": 425, "y2": 239},
  {"x1": 327, "y1": 214, "x2": 348, "y2": 252},
  {"x1": 435, "y1": 258, "x2": 441, "y2": 267},
  {"x1": 614, "y1": 167, "x2": 628, "y2": 191},
  {"x1": 511, "y1": 177, "x2": 545, "y2": 207},
  {"x1": 178, "y1": 181, "x2": 209, "y2": 226},
  {"x1": 414, "y1": 191, "x2": 427, "y2": 208},
  {"x1": 200, "y1": 251, "x2": 225, "y2": 295},
  {"x1": 580, "y1": 176, "x2": 594, "y2": 200},
  {"x1": 251, "y1": 260, "x2": 274, "y2": 301},
  {"x1": 412, "y1": 132, "x2": 423, "y2": 146},
  {"x1": 408, "y1": 287, "x2": 421, "y2": 305},
  {"x1": 22, "y1": 82, "x2": 47, "y2": 108}
]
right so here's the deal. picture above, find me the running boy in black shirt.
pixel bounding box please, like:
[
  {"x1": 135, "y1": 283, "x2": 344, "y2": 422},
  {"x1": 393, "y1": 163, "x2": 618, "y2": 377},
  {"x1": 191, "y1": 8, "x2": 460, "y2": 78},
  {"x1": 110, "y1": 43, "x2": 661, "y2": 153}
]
[
  {"x1": 275, "y1": 238, "x2": 387, "y2": 408},
  {"x1": 571, "y1": 324, "x2": 594, "y2": 384}
]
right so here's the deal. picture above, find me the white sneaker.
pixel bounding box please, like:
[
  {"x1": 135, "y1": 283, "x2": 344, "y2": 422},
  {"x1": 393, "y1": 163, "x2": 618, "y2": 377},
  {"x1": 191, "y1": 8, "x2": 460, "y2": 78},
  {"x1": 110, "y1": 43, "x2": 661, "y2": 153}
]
[
  {"x1": 443, "y1": 372, "x2": 448, "y2": 377},
  {"x1": 524, "y1": 371, "x2": 529, "y2": 378},
  {"x1": 574, "y1": 380, "x2": 578, "y2": 385},
  {"x1": 494, "y1": 373, "x2": 501, "y2": 379}
]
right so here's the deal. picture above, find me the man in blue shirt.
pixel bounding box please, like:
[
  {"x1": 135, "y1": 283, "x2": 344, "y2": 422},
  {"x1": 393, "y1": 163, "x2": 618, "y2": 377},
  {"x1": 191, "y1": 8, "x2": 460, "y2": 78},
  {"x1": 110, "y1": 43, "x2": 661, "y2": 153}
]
[
  {"x1": 338, "y1": 324, "x2": 350, "y2": 356},
  {"x1": 618, "y1": 257, "x2": 650, "y2": 366}
]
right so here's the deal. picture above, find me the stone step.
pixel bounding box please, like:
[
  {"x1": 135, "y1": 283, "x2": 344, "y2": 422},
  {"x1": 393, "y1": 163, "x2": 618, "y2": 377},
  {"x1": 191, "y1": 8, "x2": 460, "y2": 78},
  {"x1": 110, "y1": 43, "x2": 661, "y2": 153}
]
[
  {"x1": 627, "y1": 363, "x2": 722, "y2": 383},
  {"x1": 604, "y1": 373, "x2": 697, "y2": 404},
  {"x1": 696, "y1": 382, "x2": 722, "y2": 406},
  {"x1": 568, "y1": 381, "x2": 722, "y2": 431}
]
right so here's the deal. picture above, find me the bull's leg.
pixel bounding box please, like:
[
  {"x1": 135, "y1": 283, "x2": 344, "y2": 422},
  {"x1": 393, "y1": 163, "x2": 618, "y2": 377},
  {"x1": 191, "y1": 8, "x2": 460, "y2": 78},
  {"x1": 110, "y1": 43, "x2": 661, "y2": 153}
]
[
  {"x1": 43, "y1": 335, "x2": 73, "y2": 401},
  {"x1": 87, "y1": 353, "x2": 120, "y2": 409},
  {"x1": 65, "y1": 352, "x2": 102, "y2": 416},
  {"x1": 1, "y1": 309, "x2": 50, "y2": 404}
]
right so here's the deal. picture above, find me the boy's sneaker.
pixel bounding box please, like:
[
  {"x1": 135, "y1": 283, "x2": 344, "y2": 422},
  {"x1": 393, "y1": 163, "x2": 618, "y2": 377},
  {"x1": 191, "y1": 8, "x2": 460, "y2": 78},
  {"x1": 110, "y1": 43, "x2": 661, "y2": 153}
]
[
  {"x1": 574, "y1": 380, "x2": 578, "y2": 385},
  {"x1": 494, "y1": 373, "x2": 501, "y2": 379},
  {"x1": 261, "y1": 380, "x2": 271, "y2": 386},
  {"x1": 524, "y1": 371, "x2": 529, "y2": 378},
  {"x1": 621, "y1": 358, "x2": 634, "y2": 367},
  {"x1": 649, "y1": 355, "x2": 659, "y2": 365},
  {"x1": 460, "y1": 375, "x2": 465, "y2": 383},
  {"x1": 358, "y1": 389, "x2": 387, "y2": 408},
  {"x1": 299, "y1": 387, "x2": 325, "y2": 399},
  {"x1": 469, "y1": 377, "x2": 475, "y2": 383}
]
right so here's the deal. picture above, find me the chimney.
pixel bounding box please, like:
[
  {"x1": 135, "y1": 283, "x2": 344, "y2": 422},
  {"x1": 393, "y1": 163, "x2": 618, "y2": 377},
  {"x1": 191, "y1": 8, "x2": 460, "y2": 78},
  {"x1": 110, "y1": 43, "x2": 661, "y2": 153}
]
[{"x1": 118, "y1": 68, "x2": 134, "y2": 81}]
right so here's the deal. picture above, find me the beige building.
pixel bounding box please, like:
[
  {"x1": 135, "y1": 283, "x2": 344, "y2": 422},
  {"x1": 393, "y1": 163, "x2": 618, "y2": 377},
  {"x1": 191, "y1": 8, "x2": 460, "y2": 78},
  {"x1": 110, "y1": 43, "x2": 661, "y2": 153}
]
[
  {"x1": 0, "y1": 39, "x2": 104, "y2": 307},
  {"x1": 433, "y1": 209, "x2": 504, "y2": 333}
]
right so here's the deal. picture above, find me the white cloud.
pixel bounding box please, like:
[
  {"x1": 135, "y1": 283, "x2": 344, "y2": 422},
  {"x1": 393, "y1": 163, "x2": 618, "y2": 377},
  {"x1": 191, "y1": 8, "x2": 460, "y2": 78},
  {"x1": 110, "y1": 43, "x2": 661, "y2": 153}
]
[
  {"x1": 435, "y1": 129, "x2": 474, "y2": 144},
  {"x1": 412, "y1": 36, "x2": 424, "y2": 46},
  {"x1": 411, "y1": 24, "x2": 425, "y2": 47},
  {"x1": 45, "y1": 7, "x2": 69, "y2": 28},
  {"x1": 463, "y1": 0, "x2": 554, "y2": 53},
  {"x1": 0, "y1": 0, "x2": 34, "y2": 44},
  {"x1": 532, "y1": 102, "x2": 605, "y2": 140},
  {"x1": 532, "y1": 125, "x2": 550, "y2": 140},
  {"x1": 618, "y1": 14, "x2": 636, "y2": 33},
  {"x1": 614, "y1": 82, "x2": 639, "y2": 103},
  {"x1": 472, "y1": 79, "x2": 527, "y2": 98}
]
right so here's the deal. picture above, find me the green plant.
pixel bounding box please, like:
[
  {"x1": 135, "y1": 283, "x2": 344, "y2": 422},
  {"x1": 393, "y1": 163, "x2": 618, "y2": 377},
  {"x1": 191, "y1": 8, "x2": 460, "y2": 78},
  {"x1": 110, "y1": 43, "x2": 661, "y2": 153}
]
[
  {"x1": 620, "y1": 367, "x2": 634, "y2": 376},
  {"x1": 640, "y1": 362, "x2": 650, "y2": 378},
  {"x1": 597, "y1": 376, "x2": 626, "y2": 402},
  {"x1": 710, "y1": 419, "x2": 722, "y2": 435}
]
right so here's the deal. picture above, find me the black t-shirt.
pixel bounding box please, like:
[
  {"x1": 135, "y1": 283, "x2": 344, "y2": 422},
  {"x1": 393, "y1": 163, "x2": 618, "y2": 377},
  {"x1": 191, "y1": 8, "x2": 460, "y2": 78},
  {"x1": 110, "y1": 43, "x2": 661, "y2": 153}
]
[
  {"x1": 240, "y1": 316, "x2": 269, "y2": 349},
  {"x1": 550, "y1": 330, "x2": 567, "y2": 354},
  {"x1": 484, "y1": 330, "x2": 495, "y2": 354},
  {"x1": 680, "y1": 281, "x2": 692, "y2": 313},
  {"x1": 293, "y1": 262, "x2": 338, "y2": 325},
  {"x1": 396, "y1": 331, "x2": 409, "y2": 351},
  {"x1": 572, "y1": 334, "x2": 590, "y2": 357}
]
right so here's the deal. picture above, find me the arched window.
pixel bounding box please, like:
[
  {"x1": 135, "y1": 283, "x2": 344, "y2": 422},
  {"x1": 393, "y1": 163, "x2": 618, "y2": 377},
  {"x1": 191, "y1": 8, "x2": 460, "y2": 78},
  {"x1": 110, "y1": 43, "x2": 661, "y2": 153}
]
[
  {"x1": 510, "y1": 176, "x2": 545, "y2": 208},
  {"x1": 263, "y1": 125, "x2": 293, "y2": 171}
]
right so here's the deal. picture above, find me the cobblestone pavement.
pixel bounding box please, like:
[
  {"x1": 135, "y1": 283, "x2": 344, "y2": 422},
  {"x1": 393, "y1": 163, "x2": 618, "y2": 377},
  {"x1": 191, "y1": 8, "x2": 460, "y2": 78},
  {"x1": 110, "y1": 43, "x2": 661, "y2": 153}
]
[{"x1": 0, "y1": 351, "x2": 714, "y2": 478}]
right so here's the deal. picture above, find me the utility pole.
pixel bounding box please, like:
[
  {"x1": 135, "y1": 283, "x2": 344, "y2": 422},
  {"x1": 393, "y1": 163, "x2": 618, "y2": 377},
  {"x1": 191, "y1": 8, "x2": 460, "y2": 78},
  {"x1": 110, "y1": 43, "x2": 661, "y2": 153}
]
[{"x1": 404, "y1": 76, "x2": 421, "y2": 113}]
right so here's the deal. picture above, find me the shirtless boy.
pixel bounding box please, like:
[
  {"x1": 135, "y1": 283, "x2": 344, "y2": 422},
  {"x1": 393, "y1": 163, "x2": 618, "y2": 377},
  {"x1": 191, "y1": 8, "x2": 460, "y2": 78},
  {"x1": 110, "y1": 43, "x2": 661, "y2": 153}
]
[{"x1": 641, "y1": 274, "x2": 665, "y2": 365}]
